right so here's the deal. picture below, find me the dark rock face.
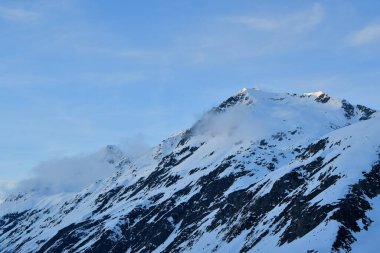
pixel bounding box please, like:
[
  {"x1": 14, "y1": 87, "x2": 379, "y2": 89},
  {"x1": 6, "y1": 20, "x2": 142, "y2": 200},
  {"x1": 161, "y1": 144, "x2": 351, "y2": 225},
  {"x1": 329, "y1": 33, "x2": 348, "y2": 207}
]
[
  {"x1": 297, "y1": 138, "x2": 329, "y2": 160},
  {"x1": 315, "y1": 93, "x2": 331, "y2": 103},
  {"x1": 0, "y1": 211, "x2": 29, "y2": 238},
  {"x1": 36, "y1": 220, "x2": 103, "y2": 253},
  {"x1": 341, "y1": 100, "x2": 355, "y2": 119},
  {"x1": 357, "y1": 105, "x2": 377, "y2": 121},
  {"x1": 331, "y1": 160, "x2": 380, "y2": 252},
  {"x1": 215, "y1": 91, "x2": 252, "y2": 112}
]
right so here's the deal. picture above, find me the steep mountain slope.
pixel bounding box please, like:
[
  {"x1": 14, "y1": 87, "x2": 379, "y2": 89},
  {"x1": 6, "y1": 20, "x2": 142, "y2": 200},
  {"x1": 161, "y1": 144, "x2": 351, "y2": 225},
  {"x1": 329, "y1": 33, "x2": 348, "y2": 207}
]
[{"x1": 1, "y1": 89, "x2": 380, "y2": 253}]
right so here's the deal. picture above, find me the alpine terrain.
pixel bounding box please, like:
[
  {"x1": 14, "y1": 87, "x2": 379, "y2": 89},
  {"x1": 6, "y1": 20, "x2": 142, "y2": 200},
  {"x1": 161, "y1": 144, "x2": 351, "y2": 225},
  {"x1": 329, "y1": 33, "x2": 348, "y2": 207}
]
[{"x1": 1, "y1": 88, "x2": 380, "y2": 253}]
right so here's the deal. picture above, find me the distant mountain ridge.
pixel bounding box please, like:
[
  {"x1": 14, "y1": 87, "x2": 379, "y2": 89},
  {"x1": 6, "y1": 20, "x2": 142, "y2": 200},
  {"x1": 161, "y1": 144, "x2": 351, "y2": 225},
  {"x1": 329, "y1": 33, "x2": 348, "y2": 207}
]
[{"x1": 1, "y1": 88, "x2": 380, "y2": 253}]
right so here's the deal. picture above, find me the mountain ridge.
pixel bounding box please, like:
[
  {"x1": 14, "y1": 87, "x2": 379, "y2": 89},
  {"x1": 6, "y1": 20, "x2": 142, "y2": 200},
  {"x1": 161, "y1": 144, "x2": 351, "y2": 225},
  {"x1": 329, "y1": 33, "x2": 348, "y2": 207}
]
[{"x1": 1, "y1": 88, "x2": 380, "y2": 253}]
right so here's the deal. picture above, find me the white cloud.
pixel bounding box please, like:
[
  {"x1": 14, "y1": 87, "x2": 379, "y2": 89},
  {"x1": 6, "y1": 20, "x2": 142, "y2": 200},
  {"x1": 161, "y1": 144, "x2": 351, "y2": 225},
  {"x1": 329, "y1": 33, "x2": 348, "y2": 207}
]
[
  {"x1": 11, "y1": 146, "x2": 125, "y2": 196},
  {"x1": 225, "y1": 3, "x2": 324, "y2": 33},
  {"x1": 194, "y1": 105, "x2": 276, "y2": 142},
  {"x1": 4, "y1": 135, "x2": 151, "y2": 197},
  {"x1": 0, "y1": 6, "x2": 40, "y2": 22},
  {"x1": 349, "y1": 23, "x2": 380, "y2": 46}
]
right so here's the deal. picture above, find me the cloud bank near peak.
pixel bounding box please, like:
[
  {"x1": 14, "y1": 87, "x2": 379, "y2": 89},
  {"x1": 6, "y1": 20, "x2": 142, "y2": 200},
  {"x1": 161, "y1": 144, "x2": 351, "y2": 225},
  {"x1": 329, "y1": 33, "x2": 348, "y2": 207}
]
[{"x1": 10, "y1": 146, "x2": 124, "y2": 196}]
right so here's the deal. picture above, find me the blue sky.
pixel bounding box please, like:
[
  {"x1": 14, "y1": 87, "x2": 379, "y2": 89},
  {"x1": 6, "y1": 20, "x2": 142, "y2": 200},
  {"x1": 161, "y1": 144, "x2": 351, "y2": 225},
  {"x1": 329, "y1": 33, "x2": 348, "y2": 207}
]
[{"x1": 1, "y1": 0, "x2": 380, "y2": 185}]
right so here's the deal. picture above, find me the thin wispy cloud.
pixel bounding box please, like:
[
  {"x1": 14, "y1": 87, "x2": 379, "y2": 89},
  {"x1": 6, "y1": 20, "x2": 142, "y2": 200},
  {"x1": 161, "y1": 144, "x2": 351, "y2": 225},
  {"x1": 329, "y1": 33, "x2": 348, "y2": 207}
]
[
  {"x1": 0, "y1": 6, "x2": 40, "y2": 22},
  {"x1": 349, "y1": 23, "x2": 380, "y2": 46},
  {"x1": 225, "y1": 3, "x2": 324, "y2": 33}
]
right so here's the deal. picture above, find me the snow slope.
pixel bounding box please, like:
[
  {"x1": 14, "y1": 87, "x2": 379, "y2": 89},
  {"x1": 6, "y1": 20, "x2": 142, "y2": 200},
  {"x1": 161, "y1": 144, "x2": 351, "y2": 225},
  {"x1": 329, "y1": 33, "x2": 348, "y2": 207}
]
[{"x1": 1, "y1": 88, "x2": 380, "y2": 253}]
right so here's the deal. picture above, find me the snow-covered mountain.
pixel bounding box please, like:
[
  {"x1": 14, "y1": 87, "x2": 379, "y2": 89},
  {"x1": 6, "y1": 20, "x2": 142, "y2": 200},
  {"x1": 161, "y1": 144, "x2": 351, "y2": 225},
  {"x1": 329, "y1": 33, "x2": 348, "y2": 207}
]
[{"x1": 1, "y1": 88, "x2": 380, "y2": 253}]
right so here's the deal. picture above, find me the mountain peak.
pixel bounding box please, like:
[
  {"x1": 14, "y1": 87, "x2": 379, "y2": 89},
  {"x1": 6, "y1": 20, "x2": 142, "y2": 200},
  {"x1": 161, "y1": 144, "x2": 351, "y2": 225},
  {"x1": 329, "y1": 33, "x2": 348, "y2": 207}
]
[
  {"x1": 304, "y1": 91, "x2": 326, "y2": 97},
  {"x1": 239, "y1": 87, "x2": 249, "y2": 94}
]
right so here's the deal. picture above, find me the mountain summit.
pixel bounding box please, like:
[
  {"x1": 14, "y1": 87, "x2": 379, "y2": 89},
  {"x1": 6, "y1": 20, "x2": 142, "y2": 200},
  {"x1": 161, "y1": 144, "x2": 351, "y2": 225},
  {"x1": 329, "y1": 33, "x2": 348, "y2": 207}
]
[{"x1": 1, "y1": 89, "x2": 380, "y2": 253}]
